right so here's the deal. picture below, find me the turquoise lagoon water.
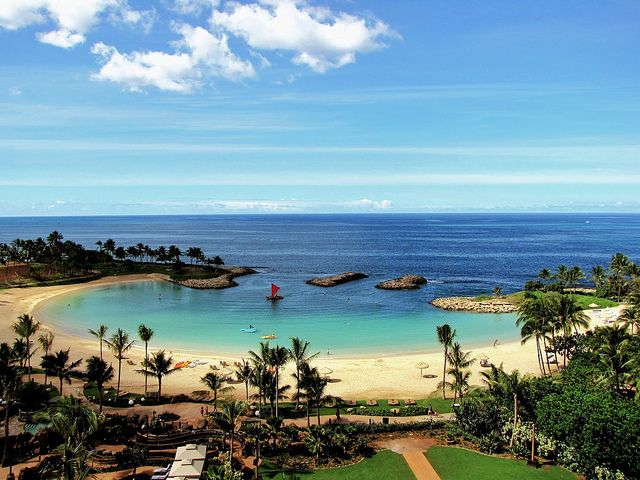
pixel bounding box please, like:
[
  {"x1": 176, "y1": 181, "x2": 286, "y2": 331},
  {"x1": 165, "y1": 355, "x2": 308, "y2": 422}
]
[{"x1": 39, "y1": 275, "x2": 518, "y2": 357}]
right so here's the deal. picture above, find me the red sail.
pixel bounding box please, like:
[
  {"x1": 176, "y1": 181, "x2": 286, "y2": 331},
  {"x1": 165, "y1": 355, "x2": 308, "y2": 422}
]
[{"x1": 271, "y1": 283, "x2": 280, "y2": 297}]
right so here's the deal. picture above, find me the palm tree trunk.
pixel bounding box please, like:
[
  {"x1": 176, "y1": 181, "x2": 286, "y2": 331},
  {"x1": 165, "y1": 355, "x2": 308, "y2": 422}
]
[
  {"x1": 230, "y1": 430, "x2": 234, "y2": 464},
  {"x1": 442, "y1": 346, "x2": 448, "y2": 400},
  {"x1": 306, "y1": 400, "x2": 310, "y2": 427},
  {"x1": 542, "y1": 337, "x2": 551, "y2": 374},
  {"x1": 99, "y1": 340, "x2": 103, "y2": 361},
  {"x1": 2, "y1": 402, "x2": 10, "y2": 467},
  {"x1": 59, "y1": 376, "x2": 63, "y2": 396},
  {"x1": 245, "y1": 381, "x2": 249, "y2": 402},
  {"x1": 116, "y1": 358, "x2": 122, "y2": 400},
  {"x1": 26, "y1": 340, "x2": 32, "y2": 382},
  {"x1": 510, "y1": 394, "x2": 518, "y2": 449},
  {"x1": 144, "y1": 342, "x2": 148, "y2": 397},
  {"x1": 158, "y1": 376, "x2": 162, "y2": 401},
  {"x1": 317, "y1": 403, "x2": 321, "y2": 426},
  {"x1": 275, "y1": 368, "x2": 279, "y2": 418},
  {"x1": 535, "y1": 337, "x2": 545, "y2": 376},
  {"x1": 98, "y1": 387, "x2": 103, "y2": 414},
  {"x1": 295, "y1": 365, "x2": 300, "y2": 409}
]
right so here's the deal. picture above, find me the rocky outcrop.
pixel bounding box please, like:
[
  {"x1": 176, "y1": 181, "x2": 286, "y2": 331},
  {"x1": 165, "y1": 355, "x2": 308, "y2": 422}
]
[
  {"x1": 306, "y1": 272, "x2": 369, "y2": 287},
  {"x1": 375, "y1": 274, "x2": 428, "y2": 290},
  {"x1": 431, "y1": 297, "x2": 518, "y2": 313},
  {"x1": 159, "y1": 267, "x2": 257, "y2": 290}
]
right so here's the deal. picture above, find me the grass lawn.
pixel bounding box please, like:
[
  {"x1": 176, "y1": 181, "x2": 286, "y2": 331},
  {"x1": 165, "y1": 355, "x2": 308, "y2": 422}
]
[
  {"x1": 503, "y1": 291, "x2": 618, "y2": 309},
  {"x1": 262, "y1": 450, "x2": 415, "y2": 480},
  {"x1": 426, "y1": 447, "x2": 577, "y2": 480}
]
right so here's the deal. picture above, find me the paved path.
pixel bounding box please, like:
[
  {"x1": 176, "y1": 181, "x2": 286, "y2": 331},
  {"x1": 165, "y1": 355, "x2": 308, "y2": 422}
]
[{"x1": 402, "y1": 451, "x2": 441, "y2": 480}]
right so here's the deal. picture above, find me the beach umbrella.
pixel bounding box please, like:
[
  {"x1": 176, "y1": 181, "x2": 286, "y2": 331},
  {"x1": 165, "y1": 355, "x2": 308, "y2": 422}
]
[
  {"x1": 588, "y1": 303, "x2": 599, "y2": 308},
  {"x1": 415, "y1": 361, "x2": 429, "y2": 377},
  {"x1": 319, "y1": 367, "x2": 333, "y2": 378}
]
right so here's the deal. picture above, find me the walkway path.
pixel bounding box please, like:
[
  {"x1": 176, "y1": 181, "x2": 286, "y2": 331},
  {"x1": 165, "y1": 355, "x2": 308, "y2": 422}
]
[{"x1": 402, "y1": 451, "x2": 441, "y2": 480}]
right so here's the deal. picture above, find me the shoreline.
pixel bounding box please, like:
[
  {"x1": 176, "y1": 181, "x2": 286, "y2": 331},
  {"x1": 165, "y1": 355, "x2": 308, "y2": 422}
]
[{"x1": 0, "y1": 275, "x2": 623, "y2": 398}]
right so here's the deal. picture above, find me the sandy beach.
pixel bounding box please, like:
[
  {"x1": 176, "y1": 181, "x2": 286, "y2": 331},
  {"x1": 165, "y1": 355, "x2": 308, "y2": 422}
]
[{"x1": 0, "y1": 275, "x2": 623, "y2": 399}]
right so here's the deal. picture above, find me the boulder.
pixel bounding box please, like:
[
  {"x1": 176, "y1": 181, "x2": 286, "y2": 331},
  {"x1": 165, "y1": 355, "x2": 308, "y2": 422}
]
[
  {"x1": 375, "y1": 274, "x2": 428, "y2": 290},
  {"x1": 305, "y1": 272, "x2": 369, "y2": 287}
]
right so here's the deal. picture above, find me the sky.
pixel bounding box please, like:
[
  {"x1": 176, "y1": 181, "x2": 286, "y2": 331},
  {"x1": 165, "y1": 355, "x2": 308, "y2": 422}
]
[{"x1": 1, "y1": 0, "x2": 639, "y2": 216}]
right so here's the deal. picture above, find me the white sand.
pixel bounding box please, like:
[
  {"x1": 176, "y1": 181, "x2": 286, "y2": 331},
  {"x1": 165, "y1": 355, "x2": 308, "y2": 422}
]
[{"x1": 0, "y1": 275, "x2": 623, "y2": 399}]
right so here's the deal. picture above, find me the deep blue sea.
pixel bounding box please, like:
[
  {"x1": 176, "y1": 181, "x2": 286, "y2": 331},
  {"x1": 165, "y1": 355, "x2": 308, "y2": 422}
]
[{"x1": 2, "y1": 214, "x2": 639, "y2": 355}]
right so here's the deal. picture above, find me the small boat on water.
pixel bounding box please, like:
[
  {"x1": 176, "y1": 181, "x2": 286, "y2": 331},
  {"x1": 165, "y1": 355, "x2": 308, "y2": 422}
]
[
  {"x1": 240, "y1": 327, "x2": 257, "y2": 333},
  {"x1": 261, "y1": 334, "x2": 277, "y2": 339},
  {"x1": 266, "y1": 283, "x2": 284, "y2": 301}
]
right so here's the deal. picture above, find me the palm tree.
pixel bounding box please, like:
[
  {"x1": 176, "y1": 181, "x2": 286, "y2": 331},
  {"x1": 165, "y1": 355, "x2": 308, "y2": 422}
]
[
  {"x1": 483, "y1": 366, "x2": 525, "y2": 449},
  {"x1": 568, "y1": 266, "x2": 584, "y2": 293},
  {"x1": 86, "y1": 356, "x2": 114, "y2": 413},
  {"x1": 492, "y1": 285, "x2": 503, "y2": 297},
  {"x1": 105, "y1": 329, "x2": 134, "y2": 400},
  {"x1": 41, "y1": 349, "x2": 82, "y2": 396},
  {"x1": 555, "y1": 294, "x2": 590, "y2": 367},
  {"x1": 610, "y1": 253, "x2": 631, "y2": 300},
  {"x1": 0, "y1": 343, "x2": 21, "y2": 468},
  {"x1": 620, "y1": 304, "x2": 640, "y2": 335},
  {"x1": 517, "y1": 297, "x2": 554, "y2": 375},
  {"x1": 201, "y1": 371, "x2": 234, "y2": 411},
  {"x1": 302, "y1": 370, "x2": 330, "y2": 425},
  {"x1": 234, "y1": 359, "x2": 253, "y2": 401},
  {"x1": 268, "y1": 345, "x2": 290, "y2": 418},
  {"x1": 34, "y1": 396, "x2": 99, "y2": 480},
  {"x1": 103, "y1": 238, "x2": 116, "y2": 258},
  {"x1": 591, "y1": 265, "x2": 606, "y2": 289},
  {"x1": 136, "y1": 350, "x2": 177, "y2": 400},
  {"x1": 436, "y1": 324, "x2": 456, "y2": 399},
  {"x1": 293, "y1": 361, "x2": 319, "y2": 426},
  {"x1": 38, "y1": 331, "x2": 55, "y2": 385},
  {"x1": 595, "y1": 325, "x2": 632, "y2": 393},
  {"x1": 213, "y1": 255, "x2": 224, "y2": 272},
  {"x1": 88, "y1": 325, "x2": 108, "y2": 361},
  {"x1": 556, "y1": 265, "x2": 569, "y2": 290},
  {"x1": 137, "y1": 324, "x2": 154, "y2": 396},
  {"x1": 538, "y1": 268, "x2": 552, "y2": 283},
  {"x1": 12, "y1": 313, "x2": 40, "y2": 380},
  {"x1": 288, "y1": 337, "x2": 319, "y2": 409},
  {"x1": 211, "y1": 400, "x2": 248, "y2": 465}
]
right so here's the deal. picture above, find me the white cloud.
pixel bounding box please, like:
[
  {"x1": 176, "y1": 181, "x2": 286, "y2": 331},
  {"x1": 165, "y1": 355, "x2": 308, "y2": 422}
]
[
  {"x1": 350, "y1": 198, "x2": 392, "y2": 209},
  {"x1": 8, "y1": 86, "x2": 22, "y2": 96},
  {"x1": 0, "y1": 0, "x2": 155, "y2": 48},
  {"x1": 172, "y1": 0, "x2": 218, "y2": 16},
  {"x1": 91, "y1": 23, "x2": 255, "y2": 92},
  {"x1": 211, "y1": 0, "x2": 393, "y2": 72}
]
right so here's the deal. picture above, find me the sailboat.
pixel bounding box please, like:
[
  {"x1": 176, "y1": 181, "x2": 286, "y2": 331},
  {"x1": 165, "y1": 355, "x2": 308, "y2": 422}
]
[{"x1": 266, "y1": 283, "x2": 284, "y2": 301}]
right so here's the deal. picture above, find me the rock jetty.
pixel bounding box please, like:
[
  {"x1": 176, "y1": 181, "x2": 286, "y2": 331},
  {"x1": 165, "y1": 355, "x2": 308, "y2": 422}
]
[
  {"x1": 160, "y1": 267, "x2": 257, "y2": 290},
  {"x1": 431, "y1": 297, "x2": 518, "y2": 313},
  {"x1": 375, "y1": 274, "x2": 428, "y2": 290},
  {"x1": 306, "y1": 272, "x2": 369, "y2": 287}
]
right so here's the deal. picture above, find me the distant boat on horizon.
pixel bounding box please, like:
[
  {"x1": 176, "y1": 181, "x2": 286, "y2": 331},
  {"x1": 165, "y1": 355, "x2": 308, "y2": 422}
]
[{"x1": 267, "y1": 283, "x2": 284, "y2": 301}]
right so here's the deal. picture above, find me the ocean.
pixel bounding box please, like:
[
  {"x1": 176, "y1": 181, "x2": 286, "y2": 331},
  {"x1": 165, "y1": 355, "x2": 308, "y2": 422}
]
[{"x1": 2, "y1": 213, "x2": 639, "y2": 355}]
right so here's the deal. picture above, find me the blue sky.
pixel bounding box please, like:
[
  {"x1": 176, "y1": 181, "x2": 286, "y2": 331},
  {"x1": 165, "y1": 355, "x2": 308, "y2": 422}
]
[{"x1": 1, "y1": 0, "x2": 639, "y2": 215}]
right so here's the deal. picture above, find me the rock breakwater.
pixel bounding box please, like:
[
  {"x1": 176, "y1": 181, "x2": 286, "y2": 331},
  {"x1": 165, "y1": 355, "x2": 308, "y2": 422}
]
[
  {"x1": 375, "y1": 274, "x2": 428, "y2": 290},
  {"x1": 305, "y1": 272, "x2": 369, "y2": 287},
  {"x1": 431, "y1": 297, "x2": 518, "y2": 313}
]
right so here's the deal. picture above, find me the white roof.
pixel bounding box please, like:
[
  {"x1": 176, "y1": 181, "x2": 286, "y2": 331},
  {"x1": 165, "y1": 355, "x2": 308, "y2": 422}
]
[
  {"x1": 175, "y1": 443, "x2": 207, "y2": 460},
  {"x1": 167, "y1": 458, "x2": 205, "y2": 479}
]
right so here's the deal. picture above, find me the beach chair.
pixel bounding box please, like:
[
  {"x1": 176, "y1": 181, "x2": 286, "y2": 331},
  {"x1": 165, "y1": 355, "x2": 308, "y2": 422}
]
[
  {"x1": 346, "y1": 399, "x2": 358, "y2": 407},
  {"x1": 388, "y1": 399, "x2": 399, "y2": 406},
  {"x1": 367, "y1": 399, "x2": 378, "y2": 406},
  {"x1": 405, "y1": 398, "x2": 417, "y2": 406}
]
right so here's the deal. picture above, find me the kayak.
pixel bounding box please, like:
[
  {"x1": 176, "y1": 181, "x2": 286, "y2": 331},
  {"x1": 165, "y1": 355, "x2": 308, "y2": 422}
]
[
  {"x1": 261, "y1": 334, "x2": 277, "y2": 339},
  {"x1": 240, "y1": 327, "x2": 257, "y2": 333}
]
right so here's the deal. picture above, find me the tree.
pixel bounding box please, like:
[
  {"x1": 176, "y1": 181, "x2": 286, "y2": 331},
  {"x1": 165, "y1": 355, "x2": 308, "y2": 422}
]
[
  {"x1": 517, "y1": 297, "x2": 554, "y2": 375},
  {"x1": 591, "y1": 265, "x2": 606, "y2": 289},
  {"x1": 440, "y1": 342, "x2": 475, "y2": 404},
  {"x1": 88, "y1": 324, "x2": 108, "y2": 361},
  {"x1": 556, "y1": 265, "x2": 569, "y2": 290},
  {"x1": 41, "y1": 349, "x2": 82, "y2": 396},
  {"x1": 268, "y1": 345, "x2": 290, "y2": 418},
  {"x1": 620, "y1": 304, "x2": 640, "y2": 335},
  {"x1": 595, "y1": 325, "x2": 632, "y2": 393},
  {"x1": 610, "y1": 253, "x2": 631, "y2": 300},
  {"x1": 538, "y1": 268, "x2": 552, "y2": 283},
  {"x1": 136, "y1": 350, "x2": 177, "y2": 400},
  {"x1": 201, "y1": 371, "x2": 234, "y2": 411},
  {"x1": 288, "y1": 337, "x2": 318, "y2": 409},
  {"x1": 492, "y1": 285, "x2": 503, "y2": 297},
  {"x1": 0, "y1": 343, "x2": 21, "y2": 468},
  {"x1": 12, "y1": 313, "x2": 40, "y2": 381},
  {"x1": 213, "y1": 255, "x2": 224, "y2": 272},
  {"x1": 103, "y1": 239, "x2": 116, "y2": 258},
  {"x1": 234, "y1": 359, "x2": 253, "y2": 402},
  {"x1": 35, "y1": 396, "x2": 99, "y2": 480},
  {"x1": 86, "y1": 356, "x2": 114, "y2": 413},
  {"x1": 436, "y1": 324, "x2": 456, "y2": 399},
  {"x1": 38, "y1": 331, "x2": 55, "y2": 385},
  {"x1": 482, "y1": 365, "x2": 525, "y2": 449},
  {"x1": 137, "y1": 324, "x2": 154, "y2": 396},
  {"x1": 105, "y1": 329, "x2": 134, "y2": 400},
  {"x1": 301, "y1": 370, "x2": 331, "y2": 425},
  {"x1": 211, "y1": 400, "x2": 248, "y2": 465},
  {"x1": 293, "y1": 362, "x2": 319, "y2": 426},
  {"x1": 555, "y1": 294, "x2": 590, "y2": 367}
]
